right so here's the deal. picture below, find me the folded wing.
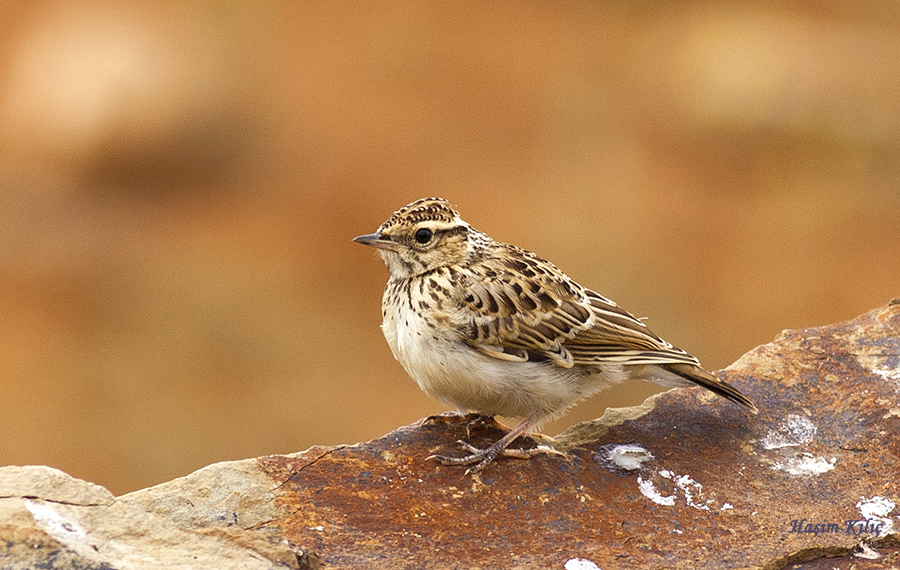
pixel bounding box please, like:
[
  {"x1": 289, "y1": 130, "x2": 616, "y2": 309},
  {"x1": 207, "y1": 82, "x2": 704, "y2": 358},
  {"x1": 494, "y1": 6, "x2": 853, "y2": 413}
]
[{"x1": 448, "y1": 245, "x2": 756, "y2": 412}]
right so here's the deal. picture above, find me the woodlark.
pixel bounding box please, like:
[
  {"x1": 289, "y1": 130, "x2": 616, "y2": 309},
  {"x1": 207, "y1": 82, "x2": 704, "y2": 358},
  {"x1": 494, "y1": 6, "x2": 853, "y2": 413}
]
[{"x1": 354, "y1": 197, "x2": 756, "y2": 473}]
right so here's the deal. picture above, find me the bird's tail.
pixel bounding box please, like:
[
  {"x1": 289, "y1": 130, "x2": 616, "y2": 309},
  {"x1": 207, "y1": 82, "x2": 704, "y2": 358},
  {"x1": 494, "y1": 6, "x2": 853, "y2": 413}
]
[{"x1": 647, "y1": 362, "x2": 758, "y2": 413}]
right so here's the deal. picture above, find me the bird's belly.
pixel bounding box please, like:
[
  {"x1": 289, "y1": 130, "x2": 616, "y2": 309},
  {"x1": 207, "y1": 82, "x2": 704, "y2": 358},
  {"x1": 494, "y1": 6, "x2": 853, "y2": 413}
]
[{"x1": 381, "y1": 307, "x2": 612, "y2": 419}]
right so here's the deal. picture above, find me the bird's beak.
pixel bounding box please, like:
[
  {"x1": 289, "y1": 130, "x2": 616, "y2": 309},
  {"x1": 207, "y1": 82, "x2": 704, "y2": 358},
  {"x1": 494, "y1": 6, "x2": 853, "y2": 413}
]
[{"x1": 352, "y1": 232, "x2": 400, "y2": 252}]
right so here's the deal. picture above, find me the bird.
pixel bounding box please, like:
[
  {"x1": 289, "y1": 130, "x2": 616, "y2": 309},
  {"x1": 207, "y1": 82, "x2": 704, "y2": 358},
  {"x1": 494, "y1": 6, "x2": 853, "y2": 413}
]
[{"x1": 353, "y1": 197, "x2": 756, "y2": 473}]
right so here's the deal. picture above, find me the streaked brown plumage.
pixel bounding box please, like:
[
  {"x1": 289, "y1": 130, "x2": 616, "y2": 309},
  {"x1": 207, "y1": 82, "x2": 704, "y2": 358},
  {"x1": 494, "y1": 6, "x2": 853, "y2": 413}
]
[{"x1": 354, "y1": 197, "x2": 756, "y2": 473}]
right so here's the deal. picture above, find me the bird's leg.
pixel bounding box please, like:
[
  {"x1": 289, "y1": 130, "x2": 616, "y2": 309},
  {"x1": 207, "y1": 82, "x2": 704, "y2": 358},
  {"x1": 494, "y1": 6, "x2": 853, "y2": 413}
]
[{"x1": 427, "y1": 413, "x2": 564, "y2": 474}]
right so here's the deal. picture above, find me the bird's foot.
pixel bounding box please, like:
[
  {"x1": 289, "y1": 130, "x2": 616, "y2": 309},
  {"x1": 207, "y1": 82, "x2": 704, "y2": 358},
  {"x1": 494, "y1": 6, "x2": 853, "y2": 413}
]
[{"x1": 427, "y1": 439, "x2": 565, "y2": 474}]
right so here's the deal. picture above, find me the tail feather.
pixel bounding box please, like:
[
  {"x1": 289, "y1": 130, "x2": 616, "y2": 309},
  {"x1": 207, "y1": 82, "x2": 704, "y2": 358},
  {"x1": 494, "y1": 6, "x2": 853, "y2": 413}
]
[{"x1": 658, "y1": 362, "x2": 758, "y2": 414}]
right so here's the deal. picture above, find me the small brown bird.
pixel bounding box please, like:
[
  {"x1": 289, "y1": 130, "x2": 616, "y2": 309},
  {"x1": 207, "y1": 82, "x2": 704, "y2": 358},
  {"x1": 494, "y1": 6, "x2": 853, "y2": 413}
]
[{"x1": 354, "y1": 198, "x2": 756, "y2": 473}]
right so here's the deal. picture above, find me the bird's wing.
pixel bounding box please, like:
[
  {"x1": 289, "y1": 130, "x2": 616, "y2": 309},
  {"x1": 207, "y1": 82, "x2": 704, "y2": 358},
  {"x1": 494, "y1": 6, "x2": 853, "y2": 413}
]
[
  {"x1": 447, "y1": 247, "x2": 593, "y2": 368},
  {"x1": 447, "y1": 249, "x2": 757, "y2": 411},
  {"x1": 564, "y1": 289, "x2": 703, "y2": 367},
  {"x1": 448, "y1": 245, "x2": 700, "y2": 369},
  {"x1": 568, "y1": 290, "x2": 756, "y2": 412}
]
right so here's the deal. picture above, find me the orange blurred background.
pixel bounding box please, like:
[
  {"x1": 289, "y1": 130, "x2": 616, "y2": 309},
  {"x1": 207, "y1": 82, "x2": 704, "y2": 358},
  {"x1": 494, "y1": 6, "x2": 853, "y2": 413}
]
[{"x1": 1, "y1": 2, "x2": 898, "y2": 495}]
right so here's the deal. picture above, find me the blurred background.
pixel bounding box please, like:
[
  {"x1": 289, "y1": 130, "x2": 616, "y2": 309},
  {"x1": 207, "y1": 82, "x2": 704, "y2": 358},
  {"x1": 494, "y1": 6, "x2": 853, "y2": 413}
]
[{"x1": 1, "y1": 1, "x2": 898, "y2": 495}]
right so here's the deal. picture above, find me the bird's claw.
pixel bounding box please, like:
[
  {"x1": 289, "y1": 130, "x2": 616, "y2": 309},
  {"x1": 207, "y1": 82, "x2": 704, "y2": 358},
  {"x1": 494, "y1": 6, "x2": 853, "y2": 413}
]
[{"x1": 426, "y1": 439, "x2": 566, "y2": 474}]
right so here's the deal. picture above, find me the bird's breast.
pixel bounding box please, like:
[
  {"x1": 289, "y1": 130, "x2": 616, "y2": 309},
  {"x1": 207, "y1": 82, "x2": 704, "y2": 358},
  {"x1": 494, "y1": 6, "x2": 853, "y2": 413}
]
[{"x1": 381, "y1": 292, "x2": 436, "y2": 373}]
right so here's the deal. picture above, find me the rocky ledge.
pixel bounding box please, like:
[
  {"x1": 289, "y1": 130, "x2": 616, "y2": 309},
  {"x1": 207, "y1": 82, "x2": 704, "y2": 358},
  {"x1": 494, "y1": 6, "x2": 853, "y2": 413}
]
[{"x1": 2, "y1": 302, "x2": 900, "y2": 570}]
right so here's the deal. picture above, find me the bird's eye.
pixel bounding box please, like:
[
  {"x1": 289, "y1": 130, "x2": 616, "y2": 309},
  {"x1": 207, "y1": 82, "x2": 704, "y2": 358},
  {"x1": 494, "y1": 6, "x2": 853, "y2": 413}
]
[{"x1": 414, "y1": 228, "x2": 433, "y2": 244}]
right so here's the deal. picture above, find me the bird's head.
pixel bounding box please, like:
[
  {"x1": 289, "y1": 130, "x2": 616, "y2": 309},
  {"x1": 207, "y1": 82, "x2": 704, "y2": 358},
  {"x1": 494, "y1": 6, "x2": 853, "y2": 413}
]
[{"x1": 353, "y1": 197, "x2": 475, "y2": 279}]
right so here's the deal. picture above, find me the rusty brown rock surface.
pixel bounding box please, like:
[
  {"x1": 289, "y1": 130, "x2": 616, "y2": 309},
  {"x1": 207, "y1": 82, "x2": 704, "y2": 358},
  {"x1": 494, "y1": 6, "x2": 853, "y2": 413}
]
[
  {"x1": 256, "y1": 302, "x2": 900, "y2": 569},
  {"x1": 1, "y1": 302, "x2": 898, "y2": 569}
]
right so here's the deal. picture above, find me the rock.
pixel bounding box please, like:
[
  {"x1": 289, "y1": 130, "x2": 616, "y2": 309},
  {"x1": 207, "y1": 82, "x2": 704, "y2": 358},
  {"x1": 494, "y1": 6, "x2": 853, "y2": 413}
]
[
  {"x1": 254, "y1": 301, "x2": 900, "y2": 568},
  {"x1": 0, "y1": 466, "x2": 300, "y2": 569},
  {"x1": 2, "y1": 302, "x2": 899, "y2": 569},
  {"x1": 0, "y1": 465, "x2": 115, "y2": 506},
  {"x1": 117, "y1": 452, "x2": 297, "y2": 530}
]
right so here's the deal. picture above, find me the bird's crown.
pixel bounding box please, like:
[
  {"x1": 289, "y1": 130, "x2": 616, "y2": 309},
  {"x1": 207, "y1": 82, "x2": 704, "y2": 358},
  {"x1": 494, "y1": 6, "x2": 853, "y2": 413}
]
[{"x1": 378, "y1": 197, "x2": 460, "y2": 233}]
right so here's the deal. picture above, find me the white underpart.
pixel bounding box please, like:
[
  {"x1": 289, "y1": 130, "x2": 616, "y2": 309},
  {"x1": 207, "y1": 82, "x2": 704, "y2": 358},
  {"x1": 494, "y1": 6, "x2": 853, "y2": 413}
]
[{"x1": 382, "y1": 294, "x2": 627, "y2": 420}]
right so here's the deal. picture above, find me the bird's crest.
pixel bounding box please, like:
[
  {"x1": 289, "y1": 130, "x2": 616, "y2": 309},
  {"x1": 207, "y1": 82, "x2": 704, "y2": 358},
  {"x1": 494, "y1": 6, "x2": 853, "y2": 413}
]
[{"x1": 379, "y1": 197, "x2": 460, "y2": 233}]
